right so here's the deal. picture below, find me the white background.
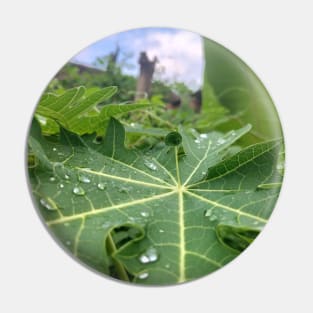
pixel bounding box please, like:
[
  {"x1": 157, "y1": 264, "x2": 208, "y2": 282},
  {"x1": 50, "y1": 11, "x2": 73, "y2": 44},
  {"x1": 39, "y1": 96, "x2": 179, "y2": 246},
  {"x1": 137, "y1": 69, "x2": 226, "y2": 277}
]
[{"x1": 1, "y1": 1, "x2": 312, "y2": 312}]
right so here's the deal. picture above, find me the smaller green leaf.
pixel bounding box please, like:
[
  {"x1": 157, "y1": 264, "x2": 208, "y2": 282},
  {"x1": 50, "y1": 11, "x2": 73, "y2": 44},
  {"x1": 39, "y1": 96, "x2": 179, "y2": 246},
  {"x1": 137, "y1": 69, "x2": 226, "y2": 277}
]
[
  {"x1": 35, "y1": 86, "x2": 152, "y2": 136},
  {"x1": 42, "y1": 87, "x2": 85, "y2": 112},
  {"x1": 64, "y1": 86, "x2": 117, "y2": 121}
]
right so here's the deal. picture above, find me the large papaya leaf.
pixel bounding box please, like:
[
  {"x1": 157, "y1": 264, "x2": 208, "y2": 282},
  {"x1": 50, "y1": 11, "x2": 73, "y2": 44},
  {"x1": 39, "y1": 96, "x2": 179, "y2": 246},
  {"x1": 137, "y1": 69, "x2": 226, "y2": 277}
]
[{"x1": 27, "y1": 118, "x2": 283, "y2": 285}]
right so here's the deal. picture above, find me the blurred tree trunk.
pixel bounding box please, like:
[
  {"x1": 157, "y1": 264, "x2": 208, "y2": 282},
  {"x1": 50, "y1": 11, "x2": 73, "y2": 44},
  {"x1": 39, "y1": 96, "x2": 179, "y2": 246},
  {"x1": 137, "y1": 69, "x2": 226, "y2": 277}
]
[{"x1": 135, "y1": 52, "x2": 158, "y2": 100}]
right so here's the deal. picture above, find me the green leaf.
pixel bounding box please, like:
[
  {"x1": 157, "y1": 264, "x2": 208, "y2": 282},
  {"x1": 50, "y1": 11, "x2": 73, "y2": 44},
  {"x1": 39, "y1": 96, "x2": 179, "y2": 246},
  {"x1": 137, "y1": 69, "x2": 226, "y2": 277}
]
[
  {"x1": 36, "y1": 86, "x2": 151, "y2": 135},
  {"x1": 28, "y1": 118, "x2": 283, "y2": 285},
  {"x1": 62, "y1": 87, "x2": 117, "y2": 120}
]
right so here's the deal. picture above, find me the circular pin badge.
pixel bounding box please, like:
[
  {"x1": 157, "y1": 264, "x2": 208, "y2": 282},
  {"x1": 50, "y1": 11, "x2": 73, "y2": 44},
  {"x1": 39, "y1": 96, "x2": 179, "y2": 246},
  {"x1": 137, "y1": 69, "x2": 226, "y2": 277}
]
[{"x1": 26, "y1": 27, "x2": 284, "y2": 285}]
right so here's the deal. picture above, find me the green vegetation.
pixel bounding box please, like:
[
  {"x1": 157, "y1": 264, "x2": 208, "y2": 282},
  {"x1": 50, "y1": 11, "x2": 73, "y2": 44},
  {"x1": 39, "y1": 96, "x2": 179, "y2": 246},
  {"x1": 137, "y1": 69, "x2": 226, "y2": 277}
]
[{"x1": 27, "y1": 37, "x2": 284, "y2": 285}]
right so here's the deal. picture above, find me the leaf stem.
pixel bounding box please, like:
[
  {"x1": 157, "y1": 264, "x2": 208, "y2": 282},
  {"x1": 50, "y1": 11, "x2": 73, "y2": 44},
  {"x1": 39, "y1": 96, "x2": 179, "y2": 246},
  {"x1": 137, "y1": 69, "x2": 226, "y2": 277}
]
[{"x1": 106, "y1": 232, "x2": 130, "y2": 282}]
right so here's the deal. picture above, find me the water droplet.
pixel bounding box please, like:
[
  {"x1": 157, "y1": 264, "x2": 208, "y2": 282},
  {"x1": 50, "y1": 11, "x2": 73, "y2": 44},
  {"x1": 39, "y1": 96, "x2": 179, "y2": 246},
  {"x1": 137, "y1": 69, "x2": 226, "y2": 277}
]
[
  {"x1": 73, "y1": 186, "x2": 85, "y2": 195},
  {"x1": 205, "y1": 208, "x2": 218, "y2": 221},
  {"x1": 101, "y1": 222, "x2": 110, "y2": 228},
  {"x1": 217, "y1": 138, "x2": 226, "y2": 145},
  {"x1": 49, "y1": 176, "x2": 56, "y2": 182},
  {"x1": 139, "y1": 247, "x2": 158, "y2": 264},
  {"x1": 59, "y1": 183, "x2": 64, "y2": 189},
  {"x1": 64, "y1": 222, "x2": 70, "y2": 227},
  {"x1": 209, "y1": 215, "x2": 217, "y2": 221},
  {"x1": 130, "y1": 122, "x2": 136, "y2": 127},
  {"x1": 40, "y1": 198, "x2": 56, "y2": 211},
  {"x1": 159, "y1": 229, "x2": 164, "y2": 233},
  {"x1": 194, "y1": 139, "x2": 201, "y2": 144},
  {"x1": 119, "y1": 186, "x2": 131, "y2": 193},
  {"x1": 64, "y1": 174, "x2": 70, "y2": 180},
  {"x1": 144, "y1": 159, "x2": 157, "y2": 171},
  {"x1": 140, "y1": 211, "x2": 149, "y2": 217},
  {"x1": 201, "y1": 171, "x2": 206, "y2": 175},
  {"x1": 78, "y1": 174, "x2": 91, "y2": 184},
  {"x1": 139, "y1": 255, "x2": 150, "y2": 263},
  {"x1": 52, "y1": 147, "x2": 57, "y2": 152},
  {"x1": 138, "y1": 272, "x2": 149, "y2": 279},
  {"x1": 97, "y1": 182, "x2": 107, "y2": 190},
  {"x1": 165, "y1": 263, "x2": 170, "y2": 269},
  {"x1": 205, "y1": 208, "x2": 213, "y2": 217},
  {"x1": 200, "y1": 133, "x2": 208, "y2": 139}
]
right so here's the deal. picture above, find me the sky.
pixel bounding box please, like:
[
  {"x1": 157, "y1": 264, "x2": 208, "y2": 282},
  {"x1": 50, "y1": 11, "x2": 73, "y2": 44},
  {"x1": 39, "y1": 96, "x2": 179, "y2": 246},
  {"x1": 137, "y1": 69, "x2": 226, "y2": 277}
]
[{"x1": 71, "y1": 27, "x2": 204, "y2": 91}]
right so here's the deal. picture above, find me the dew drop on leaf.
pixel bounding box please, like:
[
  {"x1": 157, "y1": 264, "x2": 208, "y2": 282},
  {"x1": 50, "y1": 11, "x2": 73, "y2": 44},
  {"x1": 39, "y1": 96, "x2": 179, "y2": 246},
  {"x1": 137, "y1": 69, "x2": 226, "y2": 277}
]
[
  {"x1": 209, "y1": 215, "x2": 217, "y2": 221},
  {"x1": 119, "y1": 186, "x2": 132, "y2": 193},
  {"x1": 138, "y1": 272, "x2": 149, "y2": 280},
  {"x1": 140, "y1": 211, "x2": 149, "y2": 217},
  {"x1": 101, "y1": 222, "x2": 110, "y2": 228},
  {"x1": 143, "y1": 159, "x2": 157, "y2": 171},
  {"x1": 73, "y1": 186, "x2": 85, "y2": 195},
  {"x1": 217, "y1": 138, "x2": 226, "y2": 145},
  {"x1": 49, "y1": 176, "x2": 56, "y2": 182},
  {"x1": 200, "y1": 133, "x2": 208, "y2": 139},
  {"x1": 97, "y1": 182, "x2": 107, "y2": 190},
  {"x1": 205, "y1": 208, "x2": 213, "y2": 217},
  {"x1": 52, "y1": 147, "x2": 57, "y2": 152},
  {"x1": 159, "y1": 229, "x2": 164, "y2": 233},
  {"x1": 139, "y1": 255, "x2": 150, "y2": 264},
  {"x1": 64, "y1": 174, "x2": 70, "y2": 180},
  {"x1": 59, "y1": 183, "x2": 64, "y2": 189},
  {"x1": 78, "y1": 174, "x2": 91, "y2": 184},
  {"x1": 139, "y1": 247, "x2": 159, "y2": 264},
  {"x1": 40, "y1": 198, "x2": 56, "y2": 211}
]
